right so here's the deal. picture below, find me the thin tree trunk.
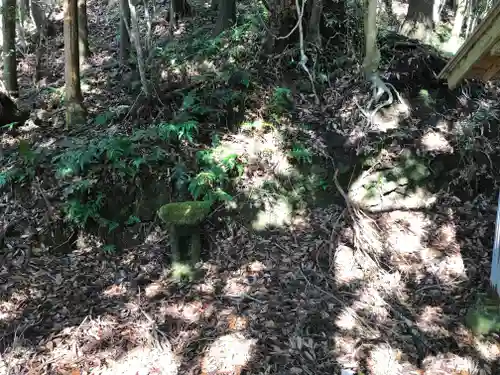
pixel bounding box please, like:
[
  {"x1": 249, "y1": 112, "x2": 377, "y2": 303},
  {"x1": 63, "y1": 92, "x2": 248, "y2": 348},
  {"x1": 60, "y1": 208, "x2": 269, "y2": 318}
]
[
  {"x1": 168, "y1": 0, "x2": 174, "y2": 38},
  {"x1": 399, "y1": 0, "x2": 434, "y2": 43},
  {"x1": 307, "y1": 0, "x2": 322, "y2": 47},
  {"x1": 363, "y1": 0, "x2": 379, "y2": 76},
  {"x1": 30, "y1": 0, "x2": 47, "y2": 39},
  {"x1": 16, "y1": 0, "x2": 28, "y2": 49},
  {"x1": 78, "y1": 0, "x2": 91, "y2": 62},
  {"x1": 119, "y1": 0, "x2": 131, "y2": 62},
  {"x1": 432, "y1": 0, "x2": 444, "y2": 25},
  {"x1": 172, "y1": 0, "x2": 192, "y2": 19},
  {"x1": 214, "y1": 0, "x2": 236, "y2": 35},
  {"x1": 64, "y1": 0, "x2": 86, "y2": 126},
  {"x1": 127, "y1": 0, "x2": 149, "y2": 95},
  {"x1": 2, "y1": 0, "x2": 18, "y2": 96},
  {"x1": 450, "y1": 0, "x2": 467, "y2": 41},
  {"x1": 211, "y1": 0, "x2": 218, "y2": 11}
]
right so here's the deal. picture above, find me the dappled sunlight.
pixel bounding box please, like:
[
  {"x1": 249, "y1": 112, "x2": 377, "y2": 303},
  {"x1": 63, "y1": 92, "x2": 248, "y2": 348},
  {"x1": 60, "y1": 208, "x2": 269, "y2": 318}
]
[
  {"x1": 103, "y1": 283, "x2": 128, "y2": 297},
  {"x1": 431, "y1": 252, "x2": 467, "y2": 282},
  {"x1": 0, "y1": 300, "x2": 20, "y2": 322},
  {"x1": 352, "y1": 287, "x2": 390, "y2": 325},
  {"x1": 370, "y1": 101, "x2": 410, "y2": 132},
  {"x1": 472, "y1": 336, "x2": 500, "y2": 361},
  {"x1": 251, "y1": 195, "x2": 294, "y2": 230},
  {"x1": 201, "y1": 333, "x2": 256, "y2": 375},
  {"x1": 348, "y1": 169, "x2": 437, "y2": 212},
  {"x1": 96, "y1": 344, "x2": 179, "y2": 375},
  {"x1": 331, "y1": 334, "x2": 359, "y2": 369},
  {"x1": 223, "y1": 260, "x2": 268, "y2": 298},
  {"x1": 422, "y1": 353, "x2": 478, "y2": 374},
  {"x1": 367, "y1": 344, "x2": 415, "y2": 375},
  {"x1": 335, "y1": 308, "x2": 359, "y2": 331},
  {"x1": 416, "y1": 306, "x2": 450, "y2": 337},
  {"x1": 384, "y1": 210, "x2": 430, "y2": 256},
  {"x1": 162, "y1": 300, "x2": 206, "y2": 323},
  {"x1": 420, "y1": 130, "x2": 453, "y2": 153},
  {"x1": 332, "y1": 245, "x2": 364, "y2": 286}
]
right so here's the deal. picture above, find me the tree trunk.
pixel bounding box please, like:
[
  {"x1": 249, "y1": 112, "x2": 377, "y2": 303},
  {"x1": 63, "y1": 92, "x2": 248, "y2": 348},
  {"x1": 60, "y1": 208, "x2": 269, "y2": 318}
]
[
  {"x1": 119, "y1": 0, "x2": 131, "y2": 62},
  {"x1": 172, "y1": 0, "x2": 192, "y2": 19},
  {"x1": 2, "y1": 0, "x2": 18, "y2": 96},
  {"x1": 211, "y1": 0, "x2": 218, "y2": 11},
  {"x1": 399, "y1": 0, "x2": 434, "y2": 43},
  {"x1": 432, "y1": 0, "x2": 445, "y2": 25},
  {"x1": 127, "y1": 0, "x2": 149, "y2": 95},
  {"x1": 363, "y1": 0, "x2": 379, "y2": 77},
  {"x1": 306, "y1": 0, "x2": 322, "y2": 47},
  {"x1": 16, "y1": 0, "x2": 28, "y2": 48},
  {"x1": 78, "y1": 0, "x2": 91, "y2": 62},
  {"x1": 213, "y1": 0, "x2": 236, "y2": 35},
  {"x1": 263, "y1": 0, "x2": 296, "y2": 53},
  {"x1": 450, "y1": 0, "x2": 467, "y2": 41},
  {"x1": 64, "y1": 0, "x2": 86, "y2": 126},
  {"x1": 30, "y1": 0, "x2": 48, "y2": 39}
]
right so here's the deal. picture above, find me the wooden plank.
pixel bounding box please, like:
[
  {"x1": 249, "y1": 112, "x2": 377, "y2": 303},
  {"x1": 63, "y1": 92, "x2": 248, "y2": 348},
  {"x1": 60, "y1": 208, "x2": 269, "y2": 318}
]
[
  {"x1": 483, "y1": 60, "x2": 500, "y2": 80},
  {"x1": 491, "y1": 40, "x2": 500, "y2": 55},
  {"x1": 447, "y1": 30, "x2": 500, "y2": 88},
  {"x1": 438, "y1": 3, "x2": 500, "y2": 87},
  {"x1": 475, "y1": 54, "x2": 498, "y2": 70}
]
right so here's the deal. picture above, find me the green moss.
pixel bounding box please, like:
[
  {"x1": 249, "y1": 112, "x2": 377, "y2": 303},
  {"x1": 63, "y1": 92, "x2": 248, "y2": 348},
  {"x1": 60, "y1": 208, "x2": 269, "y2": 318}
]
[
  {"x1": 466, "y1": 296, "x2": 500, "y2": 335},
  {"x1": 157, "y1": 200, "x2": 212, "y2": 225},
  {"x1": 171, "y1": 261, "x2": 195, "y2": 281}
]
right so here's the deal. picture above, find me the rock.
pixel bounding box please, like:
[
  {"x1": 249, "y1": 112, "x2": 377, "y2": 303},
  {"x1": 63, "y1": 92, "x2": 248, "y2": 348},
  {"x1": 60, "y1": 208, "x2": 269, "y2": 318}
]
[{"x1": 157, "y1": 201, "x2": 212, "y2": 226}]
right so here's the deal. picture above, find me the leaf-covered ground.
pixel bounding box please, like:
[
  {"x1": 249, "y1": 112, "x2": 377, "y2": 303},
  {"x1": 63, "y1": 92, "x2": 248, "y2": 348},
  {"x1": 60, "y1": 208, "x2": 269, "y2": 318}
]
[{"x1": 1, "y1": 1, "x2": 500, "y2": 375}]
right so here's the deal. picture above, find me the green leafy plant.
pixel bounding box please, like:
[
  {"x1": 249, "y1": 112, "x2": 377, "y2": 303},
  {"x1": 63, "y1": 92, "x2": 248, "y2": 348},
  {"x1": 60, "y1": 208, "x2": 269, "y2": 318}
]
[
  {"x1": 63, "y1": 193, "x2": 104, "y2": 227},
  {"x1": 288, "y1": 144, "x2": 313, "y2": 164},
  {"x1": 126, "y1": 215, "x2": 141, "y2": 225},
  {"x1": 269, "y1": 87, "x2": 293, "y2": 114},
  {"x1": 102, "y1": 244, "x2": 117, "y2": 254},
  {"x1": 158, "y1": 120, "x2": 199, "y2": 143}
]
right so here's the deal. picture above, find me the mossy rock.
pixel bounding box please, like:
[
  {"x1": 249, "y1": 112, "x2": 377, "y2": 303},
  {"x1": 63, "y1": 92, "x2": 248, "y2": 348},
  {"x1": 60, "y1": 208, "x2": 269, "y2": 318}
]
[
  {"x1": 157, "y1": 201, "x2": 212, "y2": 226},
  {"x1": 465, "y1": 294, "x2": 500, "y2": 335},
  {"x1": 171, "y1": 261, "x2": 195, "y2": 281}
]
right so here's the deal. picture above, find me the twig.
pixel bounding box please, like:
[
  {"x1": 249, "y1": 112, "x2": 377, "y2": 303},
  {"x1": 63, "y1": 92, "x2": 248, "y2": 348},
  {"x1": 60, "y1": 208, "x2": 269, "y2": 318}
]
[{"x1": 35, "y1": 177, "x2": 57, "y2": 221}]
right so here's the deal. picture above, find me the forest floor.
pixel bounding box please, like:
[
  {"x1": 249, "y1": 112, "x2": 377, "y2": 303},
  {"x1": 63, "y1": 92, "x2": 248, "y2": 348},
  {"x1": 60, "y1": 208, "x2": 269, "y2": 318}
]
[{"x1": 1, "y1": 1, "x2": 500, "y2": 375}]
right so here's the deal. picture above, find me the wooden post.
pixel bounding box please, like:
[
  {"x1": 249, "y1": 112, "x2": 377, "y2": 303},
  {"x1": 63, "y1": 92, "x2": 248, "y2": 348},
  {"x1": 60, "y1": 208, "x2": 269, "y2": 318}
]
[{"x1": 491, "y1": 191, "x2": 500, "y2": 295}]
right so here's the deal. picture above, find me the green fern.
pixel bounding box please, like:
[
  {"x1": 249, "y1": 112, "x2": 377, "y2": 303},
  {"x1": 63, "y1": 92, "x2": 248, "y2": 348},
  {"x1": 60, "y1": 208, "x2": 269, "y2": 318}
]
[
  {"x1": 288, "y1": 144, "x2": 313, "y2": 164},
  {"x1": 158, "y1": 120, "x2": 199, "y2": 143},
  {"x1": 63, "y1": 193, "x2": 104, "y2": 227}
]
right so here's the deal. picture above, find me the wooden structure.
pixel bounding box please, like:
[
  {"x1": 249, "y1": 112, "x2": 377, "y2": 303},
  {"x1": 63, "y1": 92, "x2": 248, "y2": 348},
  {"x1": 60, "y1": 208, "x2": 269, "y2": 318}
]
[{"x1": 438, "y1": 3, "x2": 500, "y2": 89}]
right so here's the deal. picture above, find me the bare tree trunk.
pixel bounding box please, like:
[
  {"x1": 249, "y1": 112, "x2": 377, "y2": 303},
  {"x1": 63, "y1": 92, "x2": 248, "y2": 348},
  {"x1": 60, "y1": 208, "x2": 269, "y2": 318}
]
[
  {"x1": 213, "y1": 0, "x2": 236, "y2": 35},
  {"x1": 432, "y1": 0, "x2": 445, "y2": 25},
  {"x1": 450, "y1": 0, "x2": 467, "y2": 42},
  {"x1": 399, "y1": 0, "x2": 434, "y2": 43},
  {"x1": 64, "y1": 0, "x2": 86, "y2": 126},
  {"x1": 363, "y1": 0, "x2": 379, "y2": 77},
  {"x1": 211, "y1": 0, "x2": 218, "y2": 11},
  {"x1": 119, "y1": 0, "x2": 130, "y2": 62},
  {"x1": 168, "y1": 0, "x2": 174, "y2": 38},
  {"x1": 16, "y1": 0, "x2": 28, "y2": 49},
  {"x1": 30, "y1": 0, "x2": 48, "y2": 39},
  {"x1": 2, "y1": 0, "x2": 18, "y2": 96},
  {"x1": 172, "y1": 0, "x2": 192, "y2": 19},
  {"x1": 307, "y1": 0, "x2": 322, "y2": 47},
  {"x1": 126, "y1": 0, "x2": 149, "y2": 95},
  {"x1": 78, "y1": 0, "x2": 91, "y2": 62}
]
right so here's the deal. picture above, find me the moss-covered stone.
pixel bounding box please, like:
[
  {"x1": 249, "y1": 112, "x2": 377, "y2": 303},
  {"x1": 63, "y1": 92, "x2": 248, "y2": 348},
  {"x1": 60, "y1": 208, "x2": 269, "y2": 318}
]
[
  {"x1": 465, "y1": 294, "x2": 500, "y2": 335},
  {"x1": 157, "y1": 200, "x2": 212, "y2": 281},
  {"x1": 157, "y1": 201, "x2": 212, "y2": 226}
]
